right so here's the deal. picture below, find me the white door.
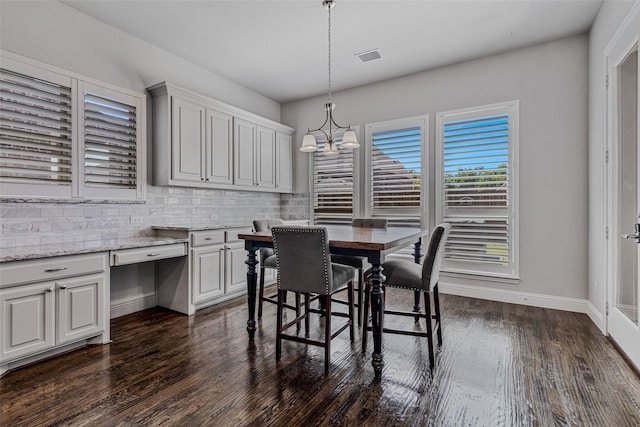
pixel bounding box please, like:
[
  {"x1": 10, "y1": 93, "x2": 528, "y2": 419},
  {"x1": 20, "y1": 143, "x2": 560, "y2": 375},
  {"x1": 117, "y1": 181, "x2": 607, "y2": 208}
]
[{"x1": 607, "y1": 7, "x2": 640, "y2": 371}]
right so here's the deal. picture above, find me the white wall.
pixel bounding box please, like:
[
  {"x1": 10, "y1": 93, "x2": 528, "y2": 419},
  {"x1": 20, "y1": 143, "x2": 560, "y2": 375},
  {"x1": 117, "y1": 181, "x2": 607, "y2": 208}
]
[
  {"x1": 0, "y1": 0, "x2": 280, "y2": 121},
  {"x1": 283, "y1": 35, "x2": 590, "y2": 301},
  {"x1": 587, "y1": 0, "x2": 637, "y2": 330}
]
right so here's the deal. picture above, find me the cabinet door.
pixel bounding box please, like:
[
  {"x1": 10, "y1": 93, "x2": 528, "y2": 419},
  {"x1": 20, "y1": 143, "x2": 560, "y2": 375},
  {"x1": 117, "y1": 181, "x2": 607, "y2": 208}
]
[
  {"x1": 171, "y1": 96, "x2": 205, "y2": 183},
  {"x1": 0, "y1": 282, "x2": 54, "y2": 363},
  {"x1": 256, "y1": 126, "x2": 276, "y2": 188},
  {"x1": 275, "y1": 132, "x2": 293, "y2": 192},
  {"x1": 233, "y1": 117, "x2": 256, "y2": 188},
  {"x1": 225, "y1": 243, "x2": 249, "y2": 296},
  {"x1": 192, "y1": 245, "x2": 225, "y2": 304},
  {"x1": 205, "y1": 108, "x2": 233, "y2": 185},
  {"x1": 57, "y1": 274, "x2": 105, "y2": 345}
]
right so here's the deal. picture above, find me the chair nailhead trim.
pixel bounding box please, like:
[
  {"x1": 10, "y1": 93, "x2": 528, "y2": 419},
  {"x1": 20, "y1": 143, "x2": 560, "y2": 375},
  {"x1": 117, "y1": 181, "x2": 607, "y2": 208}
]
[{"x1": 272, "y1": 226, "x2": 331, "y2": 294}]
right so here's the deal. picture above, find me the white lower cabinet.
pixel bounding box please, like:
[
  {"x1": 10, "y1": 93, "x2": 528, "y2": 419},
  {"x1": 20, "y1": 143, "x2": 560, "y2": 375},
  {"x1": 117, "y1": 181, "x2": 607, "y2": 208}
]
[
  {"x1": 0, "y1": 282, "x2": 55, "y2": 362},
  {"x1": 0, "y1": 253, "x2": 109, "y2": 374},
  {"x1": 56, "y1": 274, "x2": 105, "y2": 345},
  {"x1": 225, "y1": 241, "x2": 249, "y2": 295},
  {"x1": 192, "y1": 243, "x2": 225, "y2": 304},
  {"x1": 188, "y1": 227, "x2": 251, "y2": 310}
]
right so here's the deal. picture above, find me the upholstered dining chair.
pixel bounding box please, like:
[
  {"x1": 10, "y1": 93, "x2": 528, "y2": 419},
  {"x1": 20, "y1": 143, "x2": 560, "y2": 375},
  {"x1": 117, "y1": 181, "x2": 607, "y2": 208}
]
[
  {"x1": 271, "y1": 225, "x2": 355, "y2": 374},
  {"x1": 253, "y1": 219, "x2": 300, "y2": 319},
  {"x1": 331, "y1": 218, "x2": 388, "y2": 325},
  {"x1": 362, "y1": 222, "x2": 451, "y2": 368}
]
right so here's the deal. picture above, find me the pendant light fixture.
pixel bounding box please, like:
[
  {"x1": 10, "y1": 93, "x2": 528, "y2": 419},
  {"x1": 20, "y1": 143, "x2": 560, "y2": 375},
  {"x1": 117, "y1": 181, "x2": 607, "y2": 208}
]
[{"x1": 299, "y1": 0, "x2": 359, "y2": 155}]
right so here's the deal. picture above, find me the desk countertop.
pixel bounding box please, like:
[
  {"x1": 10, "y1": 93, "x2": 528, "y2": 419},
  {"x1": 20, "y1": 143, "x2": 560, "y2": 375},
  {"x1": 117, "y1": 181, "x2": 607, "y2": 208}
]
[{"x1": 0, "y1": 236, "x2": 189, "y2": 263}]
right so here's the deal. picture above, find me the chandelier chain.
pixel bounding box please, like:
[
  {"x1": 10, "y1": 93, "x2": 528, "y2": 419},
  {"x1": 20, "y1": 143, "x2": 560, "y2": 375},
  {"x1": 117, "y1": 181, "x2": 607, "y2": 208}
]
[{"x1": 327, "y1": 2, "x2": 332, "y2": 104}]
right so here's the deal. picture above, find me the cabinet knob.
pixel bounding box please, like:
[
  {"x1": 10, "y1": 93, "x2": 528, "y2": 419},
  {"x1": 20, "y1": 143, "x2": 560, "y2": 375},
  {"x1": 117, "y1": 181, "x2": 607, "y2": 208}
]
[
  {"x1": 58, "y1": 284, "x2": 67, "y2": 290},
  {"x1": 46, "y1": 287, "x2": 53, "y2": 292},
  {"x1": 45, "y1": 267, "x2": 67, "y2": 273}
]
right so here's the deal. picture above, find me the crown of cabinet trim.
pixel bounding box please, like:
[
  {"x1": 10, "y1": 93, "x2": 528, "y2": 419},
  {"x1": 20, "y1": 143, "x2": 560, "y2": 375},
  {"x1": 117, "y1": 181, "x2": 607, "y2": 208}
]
[{"x1": 148, "y1": 82, "x2": 293, "y2": 133}]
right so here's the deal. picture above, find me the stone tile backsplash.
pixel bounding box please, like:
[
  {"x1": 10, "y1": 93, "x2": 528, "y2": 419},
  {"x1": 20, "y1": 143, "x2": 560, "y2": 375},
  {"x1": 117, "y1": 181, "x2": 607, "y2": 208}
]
[{"x1": 0, "y1": 185, "x2": 311, "y2": 252}]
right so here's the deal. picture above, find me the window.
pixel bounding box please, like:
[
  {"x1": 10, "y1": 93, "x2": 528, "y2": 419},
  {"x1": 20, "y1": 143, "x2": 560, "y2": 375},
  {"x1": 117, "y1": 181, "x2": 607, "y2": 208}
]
[
  {"x1": 312, "y1": 131, "x2": 356, "y2": 225},
  {"x1": 365, "y1": 116, "x2": 427, "y2": 227},
  {"x1": 436, "y1": 101, "x2": 519, "y2": 280},
  {"x1": 0, "y1": 53, "x2": 145, "y2": 201},
  {"x1": 79, "y1": 82, "x2": 144, "y2": 200}
]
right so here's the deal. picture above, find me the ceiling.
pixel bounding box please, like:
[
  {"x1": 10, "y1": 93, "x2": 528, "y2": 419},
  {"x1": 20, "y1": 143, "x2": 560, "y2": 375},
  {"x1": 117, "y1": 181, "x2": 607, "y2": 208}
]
[{"x1": 61, "y1": 0, "x2": 603, "y2": 104}]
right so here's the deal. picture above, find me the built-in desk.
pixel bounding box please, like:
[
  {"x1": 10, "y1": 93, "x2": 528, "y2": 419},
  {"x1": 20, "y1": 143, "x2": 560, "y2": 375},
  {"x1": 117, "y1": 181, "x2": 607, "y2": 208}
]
[{"x1": 0, "y1": 236, "x2": 187, "y2": 376}]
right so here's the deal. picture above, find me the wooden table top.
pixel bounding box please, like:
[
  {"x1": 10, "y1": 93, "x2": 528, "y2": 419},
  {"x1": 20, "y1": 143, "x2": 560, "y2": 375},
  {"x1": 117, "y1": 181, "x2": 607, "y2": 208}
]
[{"x1": 238, "y1": 225, "x2": 426, "y2": 251}]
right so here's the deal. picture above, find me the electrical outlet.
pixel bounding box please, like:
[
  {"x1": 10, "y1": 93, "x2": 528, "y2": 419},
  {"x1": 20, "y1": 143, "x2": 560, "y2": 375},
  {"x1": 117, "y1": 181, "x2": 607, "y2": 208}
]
[{"x1": 130, "y1": 216, "x2": 143, "y2": 224}]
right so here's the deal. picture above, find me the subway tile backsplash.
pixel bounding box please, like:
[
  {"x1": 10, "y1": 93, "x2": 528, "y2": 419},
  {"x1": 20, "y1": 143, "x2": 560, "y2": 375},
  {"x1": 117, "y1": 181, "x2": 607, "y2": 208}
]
[{"x1": 0, "y1": 185, "x2": 311, "y2": 253}]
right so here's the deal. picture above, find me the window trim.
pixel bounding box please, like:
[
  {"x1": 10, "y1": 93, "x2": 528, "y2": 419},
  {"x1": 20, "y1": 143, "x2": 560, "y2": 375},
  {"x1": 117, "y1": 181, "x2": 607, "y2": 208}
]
[{"x1": 435, "y1": 101, "x2": 520, "y2": 281}]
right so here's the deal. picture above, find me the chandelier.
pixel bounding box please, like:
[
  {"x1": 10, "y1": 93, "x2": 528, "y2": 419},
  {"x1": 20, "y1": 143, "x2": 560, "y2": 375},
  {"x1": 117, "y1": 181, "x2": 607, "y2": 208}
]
[{"x1": 299, "y1": 0, "x2": 359, "y2": 155}]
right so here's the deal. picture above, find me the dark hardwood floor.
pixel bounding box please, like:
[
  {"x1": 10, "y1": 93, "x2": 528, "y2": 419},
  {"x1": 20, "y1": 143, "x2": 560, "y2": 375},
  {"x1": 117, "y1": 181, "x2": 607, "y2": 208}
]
[{"x1": 2, "y1": 289, "x2": 640, "y2": 426}]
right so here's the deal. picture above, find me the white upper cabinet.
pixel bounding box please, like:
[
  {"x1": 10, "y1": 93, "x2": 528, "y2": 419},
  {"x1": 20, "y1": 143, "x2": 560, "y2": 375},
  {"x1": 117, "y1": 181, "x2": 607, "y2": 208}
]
[
  {"x1": 206, "y1": 109, "x2": 233, "y2": 185},
  {"x1": 275, "y1": 131, "x2": 293, "y2": 192},
  {"x1": 234, "y1": 117, "x2": 257, "y2": 188},
  {"x1": 148, "y1": 82, "x2": 293, "y2": 193},
  {"x1": 171, "y1": 96, "x2": 205, "y2": 183}
]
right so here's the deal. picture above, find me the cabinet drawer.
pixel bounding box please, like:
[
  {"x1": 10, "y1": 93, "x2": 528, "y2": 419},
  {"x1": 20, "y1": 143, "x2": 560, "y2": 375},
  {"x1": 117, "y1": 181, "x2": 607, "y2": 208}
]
[
  {"x1": 111, "y1": 243, "x2": 187, "y2": 266},
  {"x1": 0, "y1": 253, "x2": 108, "y2": 288},
  {"x1": 191, "y1": 230, "x2": 225, "y2": 247},
  {"x1": 226, "y1": 227, "x2": 253, "y2": 244}
]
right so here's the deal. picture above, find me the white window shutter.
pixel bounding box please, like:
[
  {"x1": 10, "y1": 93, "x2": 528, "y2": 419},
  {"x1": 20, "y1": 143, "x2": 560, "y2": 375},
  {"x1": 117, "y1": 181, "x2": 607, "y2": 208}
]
[
  {"x1": 312, "y1": 134, "x2": 354, "y2": 225},
  {"x1": 436, "y1": 102, "x2": 519, "y2": 279},
  {"x1": 370, "y1": 125, "x2": 422, "y2": 227},
  {"x1": 0, "y1": 67, "x2": 75, "y2": 197},
  {"x1": 78, "y1": 82, "x2": 144, "y2": 200},
  {"x1": 365, "y1": 116, "x2": 427, "y2": 228}
]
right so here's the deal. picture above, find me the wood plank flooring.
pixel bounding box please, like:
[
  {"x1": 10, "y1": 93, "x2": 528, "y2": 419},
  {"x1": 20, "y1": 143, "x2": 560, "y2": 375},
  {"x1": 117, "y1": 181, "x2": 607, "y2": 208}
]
[{"x1": 2, "y1": 290, "x2": 640, "y2": 426}]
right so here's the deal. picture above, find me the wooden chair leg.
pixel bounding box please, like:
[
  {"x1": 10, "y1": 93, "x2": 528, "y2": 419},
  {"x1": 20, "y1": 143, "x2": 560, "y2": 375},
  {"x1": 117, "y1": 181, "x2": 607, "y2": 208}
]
[
  {"x1": 258, "y1": 266, "x2": 266, "y2": 319},
  {"x1": 413, "y1": 290, "x2": 421, "y2": 322},
  {"x1": 324, "y1": 295, "x2": 332, "y2": 374},
  {"x1": 433, "y1": 283, "x2": 443, "y2": 345},
  {"x1": 304, "y1": 294, "x2": 311, "y2": 337},
  {"x1": 348, "y1": 281, "x2": 355, "y2": 342},
  {"x1": 362, "y1": 281, "x2": 371, "y2": 353},
  {"x1": 356, "y1": 268, "x2": 364, "y2": 326},
  {"x1": 424, "y1": 290, "x2": 435, "y2": 368},
  {"x1": 276, "y1": 289, "x2": 285, "y2": 361}
]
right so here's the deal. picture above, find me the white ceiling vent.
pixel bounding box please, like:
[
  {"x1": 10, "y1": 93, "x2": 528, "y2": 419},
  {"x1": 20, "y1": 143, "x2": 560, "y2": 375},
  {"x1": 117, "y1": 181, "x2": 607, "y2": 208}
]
[{"x1": 355, "y1": 49, "x2": 382, "y2": 63}]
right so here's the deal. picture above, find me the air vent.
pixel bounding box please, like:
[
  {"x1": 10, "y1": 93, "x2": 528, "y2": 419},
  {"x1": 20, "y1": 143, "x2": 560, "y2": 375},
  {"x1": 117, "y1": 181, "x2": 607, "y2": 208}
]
[{"x1": 355, "y1": 49, "x2": 382, "y2": 63}]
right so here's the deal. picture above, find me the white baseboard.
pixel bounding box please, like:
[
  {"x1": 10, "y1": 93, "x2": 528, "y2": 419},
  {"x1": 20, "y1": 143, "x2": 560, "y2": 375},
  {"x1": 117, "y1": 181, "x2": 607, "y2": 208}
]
[
  {"x1": 440, "y1": 281, "x2": 589, "y2": 314},
  {"x1": 586, "y1": 301, "x2": 606, "y2": 334},
  {"x1": 110, "y1": 294, "x2": 156, "y2": 319}
]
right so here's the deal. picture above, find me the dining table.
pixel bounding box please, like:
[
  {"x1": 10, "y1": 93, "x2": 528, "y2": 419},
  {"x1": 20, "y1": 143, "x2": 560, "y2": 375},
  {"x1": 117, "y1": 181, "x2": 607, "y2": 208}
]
[{"x1": 238, "y1": 224, "x2": 427, "y2": 379}]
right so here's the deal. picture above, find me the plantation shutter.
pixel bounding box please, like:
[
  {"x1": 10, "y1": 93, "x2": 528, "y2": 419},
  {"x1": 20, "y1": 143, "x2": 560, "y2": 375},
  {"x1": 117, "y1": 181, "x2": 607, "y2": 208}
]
[
  {"x1": 437, "y1": 102, "x2": 518, "y2": 279},
  {"x1": 313, "y1": 135, "x2": 354, "y2": 225},
  {"x1": 79, "y1": 82, "x2": 143, "y2": 200},
  {"x1": 83, "y1": 94, "x2": 137, "y2": 188},
  {"x1": 0, "y1": 68, "x2": 73, "y2": 190},
  {"x1": 370, "y1": 126, "x2": 422, "y2": 227}
]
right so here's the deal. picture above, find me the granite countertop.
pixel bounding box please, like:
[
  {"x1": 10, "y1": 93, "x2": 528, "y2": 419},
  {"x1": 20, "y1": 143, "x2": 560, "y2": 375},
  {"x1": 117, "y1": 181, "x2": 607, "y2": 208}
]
[
  {"x1": 152, "y1": 224, "x2": 251, "y2": 232},
  {"x1": 0, "y1": 236, "x2": 189, "y2": 263}
]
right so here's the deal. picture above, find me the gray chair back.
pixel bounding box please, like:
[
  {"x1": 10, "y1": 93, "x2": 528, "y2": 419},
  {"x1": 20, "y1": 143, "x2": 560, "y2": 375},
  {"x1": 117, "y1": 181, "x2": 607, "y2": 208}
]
[
  {"x1": 422, "y1": 223, "x2": 451, "y2": 291},
  {"x1": 352, "y1": 218, "x2": 387, "y2": 229},
  {"x1": 253, "y1": 218, "x2": 284, "y2": 233},
  {"x1": 253, "y1": 218, "x2": 284, "y2": 263},
  {"x1": 272, "y1": 226, "x2": 334, "y2": 295}
]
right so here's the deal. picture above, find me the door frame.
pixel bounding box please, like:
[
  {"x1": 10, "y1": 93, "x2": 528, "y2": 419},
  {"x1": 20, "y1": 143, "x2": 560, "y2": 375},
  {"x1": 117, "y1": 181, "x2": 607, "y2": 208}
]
[{"x1": 604, "y1": 1, "x2": 640, "y2": 371}]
